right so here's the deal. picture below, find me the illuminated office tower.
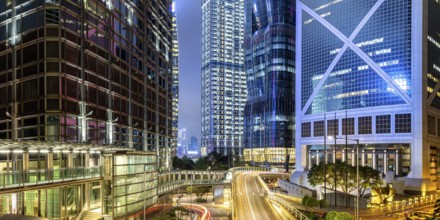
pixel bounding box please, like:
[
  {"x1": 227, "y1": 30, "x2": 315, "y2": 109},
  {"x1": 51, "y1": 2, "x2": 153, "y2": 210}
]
[
  {"x1": 171, "y1": 0, "x2": 179, "y2": 162},
  {"x1": 201, "y1": 0, "x2": 246, "y2": 157},
  {"x1": 243, "y1": 0, "x2": 296, "y2": 166},
  {"x1": 295, "y1": 0, "x2": 440, "y2": 194},
  {"x1": 0, "y1": 0, "x2": 173, "y2": 217}
]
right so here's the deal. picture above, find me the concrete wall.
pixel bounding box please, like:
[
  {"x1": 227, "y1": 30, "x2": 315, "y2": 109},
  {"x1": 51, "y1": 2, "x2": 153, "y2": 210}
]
[{"x1": 278, "y1": 179, "x2": 316, "y2": 197}]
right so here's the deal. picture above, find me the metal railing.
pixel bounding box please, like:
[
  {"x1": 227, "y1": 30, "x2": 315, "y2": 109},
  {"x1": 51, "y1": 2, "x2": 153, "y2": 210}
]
[
  {"x1": 158, "y1": 179, "x2": 230, "y2": 195},
  {"x1": 0, "y1": 167, "x2": 101, "y2": 190},
  {"x1": 230, "y1": 166, "x2": 270, "y2": 172},
  {"x1": 267, "y1": 192, "x2": 311, "y2": 220}
]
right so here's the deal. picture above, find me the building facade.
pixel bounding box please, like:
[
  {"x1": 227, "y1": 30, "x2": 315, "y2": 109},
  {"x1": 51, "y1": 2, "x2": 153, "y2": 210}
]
[
  {"x1": 242, "y1": 0, "x2": 296, "y2": 165},
  {"x1": 295, "y1": 0, "x2": 440, "y2": 194},
  {"x1": 201, "y1": 0, "x2": 247, "y2": 156},
  {"x1": 171, "y1": 0, "x2": 179, "y2": 162},
  {"x1": 177, "y1": 128, "x2": 187, "y2": 157},
  {"x1": 0, "y1": 0, "x2": 173, "y2": 218},
  {"x1": 187, "y1": 136, "x2": 199, "y2": 156}
]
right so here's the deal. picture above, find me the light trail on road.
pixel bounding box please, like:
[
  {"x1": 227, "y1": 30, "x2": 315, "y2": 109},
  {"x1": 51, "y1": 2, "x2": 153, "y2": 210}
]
[{"x1": 234, "y1": 171, "x2": 278, "y2": 220}]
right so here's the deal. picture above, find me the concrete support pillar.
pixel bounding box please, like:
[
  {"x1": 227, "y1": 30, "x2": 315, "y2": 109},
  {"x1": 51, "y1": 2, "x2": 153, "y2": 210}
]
[
  {"x1": 372, "y1": 150, "x2": 377, "y2": 170},
  {"x1": 383, "y1": 150, "x2": 387, "y2": 175},
  {"x1": 361, "y1": 149, "x2": 366, "y2": 166},
  {"x1": 342, "y1": 150, "x2": 345, "y2": 162},
  {"x1": 352, "y1": 150, "x2": 356, "y2": 166},
  {"x1": 396, "y1": 150, "x2": 400, "y2": 176}
]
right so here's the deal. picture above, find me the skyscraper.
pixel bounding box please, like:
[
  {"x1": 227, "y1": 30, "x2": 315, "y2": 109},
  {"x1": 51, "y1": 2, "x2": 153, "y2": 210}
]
[
  {"x1": 188, "y1": 136, "x2": 199, "y2": 156},
  {"x1": 243, "y1": 0, "x2": 296, "y2": 166},
  {"x1": 0, "y1": 0, "x2": 173, "y2": 217},
  {"x1": 178, "y1": 128, "x2": 188, "y2": 157},
  {"x1": 171, "y1": 0, "x2": 180, "y2": 163},
  {"x1": 295, "y1": 0, "x2": 440, "y2": 194},
  {"x1": 201, "y1": 0, "x2": 246, "y2": 156}
]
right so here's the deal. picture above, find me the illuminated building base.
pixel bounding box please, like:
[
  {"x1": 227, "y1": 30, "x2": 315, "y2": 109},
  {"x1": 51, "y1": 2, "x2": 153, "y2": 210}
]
[{"x1": 243, "y1": 148, "x2": 295, "y2": 164}]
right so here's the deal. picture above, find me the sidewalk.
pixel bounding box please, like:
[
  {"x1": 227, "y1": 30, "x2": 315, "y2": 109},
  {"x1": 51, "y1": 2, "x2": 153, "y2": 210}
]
[{"x1": 280, "y1": 194, "x2": 429, "y2": 220}]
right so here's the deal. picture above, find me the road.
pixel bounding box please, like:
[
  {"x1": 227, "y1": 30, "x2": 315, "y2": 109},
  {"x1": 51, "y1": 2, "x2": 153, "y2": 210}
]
[{"x1": 234, "y1": 171, "x2": 278, "y2": 220}]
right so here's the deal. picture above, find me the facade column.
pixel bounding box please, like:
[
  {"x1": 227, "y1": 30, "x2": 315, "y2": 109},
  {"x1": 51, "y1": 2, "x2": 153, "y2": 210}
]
[
  {"x1": 332, "y1": 148, "x2": 336, "y2": 163},
  {"x1": 316, "y1": 150, "x2": 320, "y2": 165},
  {"x1": 23, "y1": 149, "x2": 29, "y2": 171},
  {"x1": 361, "y1": 149, "x2": 366, "y2": 166},
  {"x1": 47, "y1": 151, "x2": 53, "y2": 170},
  {"x1": 308, "y1": 151, "x2": 312, "y2": 169},
  {"x1": 395, "y1": 150, "x2": 400, "y2": 176},
  {"x1": 342, "y1": 150, "x2": 345, "y2": 162},
  {"x1": 372, "y1": 150, "x2": 377, "y2": 170},
  {"x1": 84, "y1": 151, "x2": 91, "y2": 210},
  {"x1": 67, "y1": 150, "x2": 74, "y2": 168},
  {"x1": 383, "y1": 150, "x2": 387, "y2": 175},
  {"x1": 351, "y1": 149, "x2": 356, "y2": 166}
]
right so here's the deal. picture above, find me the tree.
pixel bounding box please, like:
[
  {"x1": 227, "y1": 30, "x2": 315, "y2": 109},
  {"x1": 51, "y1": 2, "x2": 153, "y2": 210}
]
[
  {"x1": 302, "y1": 196, "x2": 319, "y2": 211},
  {"x1": 358, "y1": 165, "x2": 382, "y2": 196},
  {"x1": 325, "y1": 211, "x2": 354, "y2": 220},
  {"x1": 319, "y1": 199, "x2": 328, "y2": 210},
  {"x1": 194, "y1": 157, "x2": 209, "y2": 170},
  {"x1": 308, "y1": 162, "x2": 381, "y2": 196},
  {"x1": 173, "y1": 156, "x2": 195, "y2": 170}
]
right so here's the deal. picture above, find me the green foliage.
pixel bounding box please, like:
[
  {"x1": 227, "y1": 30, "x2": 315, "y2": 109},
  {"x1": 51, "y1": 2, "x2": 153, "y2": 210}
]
[
  {"x1": 319, "y1": 199, "x2": 328, "y2": 209},
  {"x1": 308, "y1": 161, "x2": 382, "y2": 196},
  {"x1": 358, "y1": 165, "x2": 382, "y2": 196},
  {"x1": 194, "y1": 157, "x2": 209, "y2": 170},
  {"x1": 173, "y1": 156, "x2": 195, "y2": 170},
  {"x1": 195, "y1": 198, "x2": 207, "y2": 202},
  {"x1": 325, "y1": 211, "x2": 354, "y2": 220},
  {"x1": 302, "y1": 196, "x2": 319, "y2": 211},
  {"x1": 173, "y1": 151, "x2": 234, "y2": 171}
]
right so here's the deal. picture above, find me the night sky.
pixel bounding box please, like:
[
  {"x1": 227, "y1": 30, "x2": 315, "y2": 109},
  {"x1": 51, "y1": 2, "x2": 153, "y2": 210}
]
[{"x1": 175, "y1": 0, "x2": 202, "y2": 141}]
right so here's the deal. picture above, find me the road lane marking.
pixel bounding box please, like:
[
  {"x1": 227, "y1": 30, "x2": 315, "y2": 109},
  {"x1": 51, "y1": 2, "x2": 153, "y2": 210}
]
[{"x1": 244, "y1": 174, "x2": 257, "y2": 220}]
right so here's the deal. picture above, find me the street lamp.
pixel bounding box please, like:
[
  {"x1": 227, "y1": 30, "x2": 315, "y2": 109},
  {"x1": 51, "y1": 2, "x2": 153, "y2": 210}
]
[{"x1": 329, "y1": 136, "x2": 360, "y2": 220}]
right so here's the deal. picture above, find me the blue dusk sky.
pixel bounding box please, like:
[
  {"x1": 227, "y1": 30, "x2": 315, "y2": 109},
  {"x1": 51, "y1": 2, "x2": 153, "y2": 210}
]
[{"x1": 175, "y1": 0, "x2": 202, "y2": 140}]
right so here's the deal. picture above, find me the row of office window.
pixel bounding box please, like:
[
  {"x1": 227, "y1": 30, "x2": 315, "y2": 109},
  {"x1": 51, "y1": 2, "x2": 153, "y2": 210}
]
[{"x1": 301, "y1": 113, "x2": 411, "y2": 137}]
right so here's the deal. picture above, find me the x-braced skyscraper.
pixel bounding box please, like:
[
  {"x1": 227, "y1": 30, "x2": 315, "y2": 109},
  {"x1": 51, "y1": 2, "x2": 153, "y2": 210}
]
[{"x1": 295, "y1": 0, "x2": 440, "y2": 194}]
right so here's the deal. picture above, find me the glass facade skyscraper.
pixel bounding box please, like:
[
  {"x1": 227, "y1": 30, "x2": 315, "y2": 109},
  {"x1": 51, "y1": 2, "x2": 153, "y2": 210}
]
[
  {"x1": 242, "y1": 0, "x2": 296, "y2": 165},
  {"x1": 295, "y1": 0, "x2": 440, "y2": 194},
  {"x1": 171, "y1": 0, "x2": 179, "y2": 162},
  {"x1": 0, "y1": 0, "x2": 173, "y2": 217},
  {"x1": 201, "y1": 0, "x2": 246, "y2": 156}
]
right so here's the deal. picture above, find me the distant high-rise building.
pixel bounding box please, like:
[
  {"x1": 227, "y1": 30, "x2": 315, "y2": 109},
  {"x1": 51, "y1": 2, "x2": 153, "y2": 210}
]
[
  {"x1": 243, "y1": 0, "x2": 296, "y2": 165},
  {"x1": 201, "y1": 0, "x2": 246, "y2": 157},
  {"x1": 188, "y1": 136, "x2": 199, "y2": 156},
  {"x1": 295, "y1": 0, "x2": 440, "y2": 194},
  {"x1": 177, "y1": 128, "x2": 188, "y2": 157},
  {"x1": 0, "y1": 0, "x2": 173, "y2": 217},
  {"x1": 171, "y1": 0, "x2": 179, "y2": 162}
]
